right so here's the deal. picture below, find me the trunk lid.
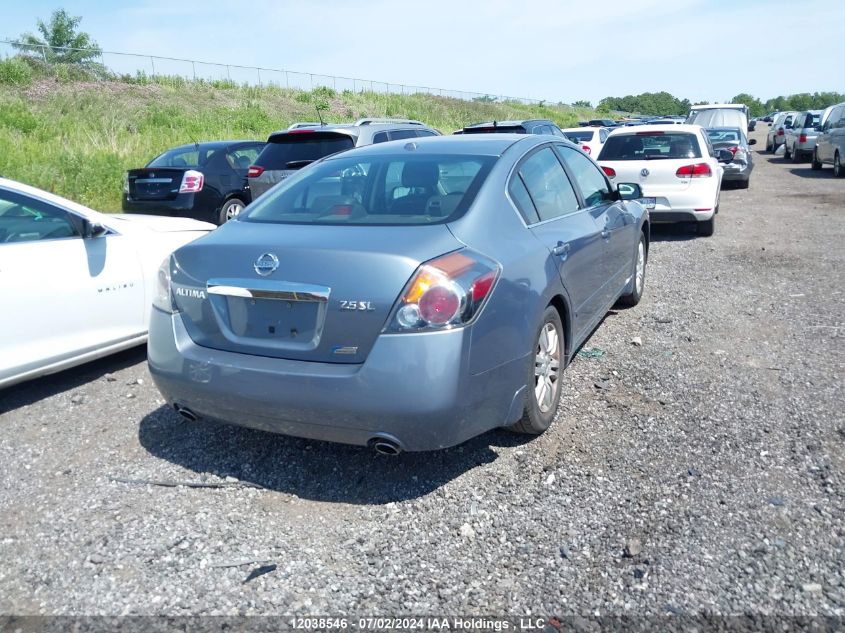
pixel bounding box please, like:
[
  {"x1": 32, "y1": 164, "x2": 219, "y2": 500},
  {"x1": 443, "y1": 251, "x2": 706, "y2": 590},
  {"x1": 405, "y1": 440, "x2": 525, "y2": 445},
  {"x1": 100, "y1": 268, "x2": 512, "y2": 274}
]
[
  {"x1": 126, "y1": 168, "x2": 187, "y2": 201},
  {"x1": 170, "y1": 221, "x2": 464, "y2": 363}
]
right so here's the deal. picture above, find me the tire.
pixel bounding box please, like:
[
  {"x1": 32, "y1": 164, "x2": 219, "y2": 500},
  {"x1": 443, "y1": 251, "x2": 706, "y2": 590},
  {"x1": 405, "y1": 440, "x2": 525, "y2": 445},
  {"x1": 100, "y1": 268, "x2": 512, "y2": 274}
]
[
  {"x1": 698, "y1": 215, "x2": 715, "y2": 237},
  {"x1": 218, "y1": 198, "x2": 245, "y2": 225},
  {"x1": 784, "y1": 142, "x2": 792, "y2": 159},
  {"x1": 835, "y1": 152, "x2": 843, "y2": 178},
  {"x1": 510, "y1": 306, "x2": 564, "y2": 435},
  {"x1": 737, "y1": 177, "x2": 750, "y2": 189},
  {"x1": 617, "y1": 233, "x2": 647, "y2": 307},
  {"x1": 765, "y1": 137, "x2": 773, "y2": 152},
  {"x1": 791, "y1": 145, "x2": 802, "y2": 163},
  {"x1": 811, "y1": 149, "x2": 823, "y2": 171}
]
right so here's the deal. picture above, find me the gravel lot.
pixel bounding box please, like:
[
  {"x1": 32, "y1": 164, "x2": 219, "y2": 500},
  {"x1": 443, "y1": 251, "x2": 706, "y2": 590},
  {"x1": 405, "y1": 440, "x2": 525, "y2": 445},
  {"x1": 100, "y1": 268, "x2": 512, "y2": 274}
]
[{"x1": 1, "y1": 128, "x2": 843, "y2": 618}]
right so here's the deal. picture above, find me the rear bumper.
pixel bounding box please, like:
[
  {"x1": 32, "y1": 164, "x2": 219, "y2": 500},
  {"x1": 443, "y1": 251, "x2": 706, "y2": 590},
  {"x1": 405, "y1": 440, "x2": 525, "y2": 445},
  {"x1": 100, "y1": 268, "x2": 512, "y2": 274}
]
[
  {"x1": 641, "y1": 188, "x2": 717, "y2": 222},
  {"x1": 147, "y1": 309, "x2": 528, "y2": 451},
  {"x1": 721, "y1": 161, "x2": 753, "y2": 181},
  {"x1": 122, "y1": 195, "x2": 215, "y2": 223}
]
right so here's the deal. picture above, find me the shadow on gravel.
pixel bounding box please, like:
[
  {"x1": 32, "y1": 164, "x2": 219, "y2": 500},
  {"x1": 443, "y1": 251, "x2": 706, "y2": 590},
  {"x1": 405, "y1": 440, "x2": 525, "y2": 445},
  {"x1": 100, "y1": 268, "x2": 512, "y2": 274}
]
[
  {"x1": 0, "y1": 346, "x2": 148, "y2": 414},
  {"x1": 787, "y1": 167, "x2": 831, "y2": 179},
  {"x1": 138, "y1": 405, "x2": 533, "y2": 504},
  {"x1": 649, "y1": 224, "x2": 698, "y2": 242}
]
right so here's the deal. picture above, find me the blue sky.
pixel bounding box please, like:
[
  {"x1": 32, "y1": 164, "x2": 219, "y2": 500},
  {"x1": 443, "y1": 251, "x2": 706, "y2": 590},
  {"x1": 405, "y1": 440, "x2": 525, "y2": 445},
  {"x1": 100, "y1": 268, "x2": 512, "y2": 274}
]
[{"x1": 2, "y1": 0, "x2": 842, "y2": 105}]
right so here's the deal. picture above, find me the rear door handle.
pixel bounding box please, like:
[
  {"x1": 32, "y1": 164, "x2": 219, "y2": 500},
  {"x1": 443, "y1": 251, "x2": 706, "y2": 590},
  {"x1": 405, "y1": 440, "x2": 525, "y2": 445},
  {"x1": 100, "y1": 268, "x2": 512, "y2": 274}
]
[{"x1": 552, "y1": 242, "x2": 570, "y2": 257}]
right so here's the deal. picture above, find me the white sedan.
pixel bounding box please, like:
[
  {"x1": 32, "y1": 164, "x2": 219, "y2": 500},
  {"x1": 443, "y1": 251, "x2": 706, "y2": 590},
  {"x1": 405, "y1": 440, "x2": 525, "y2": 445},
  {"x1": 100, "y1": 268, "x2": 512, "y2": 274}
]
[
  {"x1": 561, "y1": 126, "x2": 609, "y2": 157},
  {"x1": 0, "y1": 178, "x2": 214, "y2": 389},
  {"x1": 596, "y1": 124, "x2": 728, "y2": 236}
]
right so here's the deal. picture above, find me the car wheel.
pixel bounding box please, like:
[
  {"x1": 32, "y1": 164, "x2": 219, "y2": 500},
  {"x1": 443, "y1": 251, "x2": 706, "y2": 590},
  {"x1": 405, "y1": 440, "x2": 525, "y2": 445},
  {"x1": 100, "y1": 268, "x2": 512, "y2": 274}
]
[
  {"x1": 698, "y1": 216, "x2": 715, "y2": 237},
  {"x1": 219, "y1": 198, "x2": 245, "y2": 224},
  {"x1": 510, "y1": 306, "x2": 564, "y2": 435},
  {"x1": 765, "y1": 138, "x2": 773, "y2": 152},
  {"x1": 784, "y1": 143, "x2": 792, "y2": 159},
  {"x1": 835, "y1": 152, "x2": 843, "y2": 178},
  {"x1": 617, "y1": 233, "x2": 647, "y2": 307},
  {"x1": 791, "y1": 145, "x2": 802, "y2": 163},
  {"x1": 811, "y1": 149, "x2": 823, "y2": 171},
  {"x1": 737, "y1": 177, "x2": 750, "y2": 189}
]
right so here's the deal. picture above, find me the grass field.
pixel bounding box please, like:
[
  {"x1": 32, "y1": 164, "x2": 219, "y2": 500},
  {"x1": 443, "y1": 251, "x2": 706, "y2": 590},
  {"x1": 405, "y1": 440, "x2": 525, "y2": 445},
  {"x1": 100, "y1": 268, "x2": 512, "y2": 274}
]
[{"x1": 0, "y1": 58, "x2": 589, "y2": 211}]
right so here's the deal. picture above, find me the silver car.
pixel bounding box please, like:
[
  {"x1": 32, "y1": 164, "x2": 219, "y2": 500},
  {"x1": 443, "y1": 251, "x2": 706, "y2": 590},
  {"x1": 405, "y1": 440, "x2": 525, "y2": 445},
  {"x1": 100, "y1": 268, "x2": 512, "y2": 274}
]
[
  {"x1": 247, "y1": 119, "x2": 440, "y2": 198},
  {"x1": 784, "y1": 110, "x2": 822, "y2": 162},
  {"x1": 148, "y1": 135, "x2": 650, "y2": 452},
  {"x1": 812, "y1": 102, "x2": 845, "y2": 177},
  {"x1": 766, "y1": 111, "x2": 798, "y2": 152}
]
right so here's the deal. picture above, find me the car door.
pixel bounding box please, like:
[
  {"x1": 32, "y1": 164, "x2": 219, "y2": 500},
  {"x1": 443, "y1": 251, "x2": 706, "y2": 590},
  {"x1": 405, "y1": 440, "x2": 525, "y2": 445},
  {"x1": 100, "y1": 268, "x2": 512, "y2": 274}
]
[
  {"x1": 556, "y1": 144, "x2": 636, "y2": 305},
  {"x1": 0, "y1": 188, "x2": 145, "y2": 383},
  {"x1": 509, "y1": 146, "x2": 605, "y2": 338}
]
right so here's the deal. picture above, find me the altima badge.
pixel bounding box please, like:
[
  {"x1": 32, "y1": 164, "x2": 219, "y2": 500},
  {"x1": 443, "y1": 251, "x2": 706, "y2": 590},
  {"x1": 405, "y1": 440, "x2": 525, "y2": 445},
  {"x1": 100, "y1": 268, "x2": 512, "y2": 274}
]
[
  {"x1": 254, "y1": 253, "x2": 279, "y2": 276},
  {"x1": 640, "y1": 168, "x2": 650, "y2": 178}
]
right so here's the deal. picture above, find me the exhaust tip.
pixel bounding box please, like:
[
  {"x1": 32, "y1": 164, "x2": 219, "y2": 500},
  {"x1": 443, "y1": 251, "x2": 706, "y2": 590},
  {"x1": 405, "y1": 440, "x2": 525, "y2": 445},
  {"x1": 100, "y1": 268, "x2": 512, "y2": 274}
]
[
  {"x1": 174, "y1": 404, "x2": 198, "y2": 422},
  {"x1": 369, "y1": 436, "x2": 402, "y2": 456}
]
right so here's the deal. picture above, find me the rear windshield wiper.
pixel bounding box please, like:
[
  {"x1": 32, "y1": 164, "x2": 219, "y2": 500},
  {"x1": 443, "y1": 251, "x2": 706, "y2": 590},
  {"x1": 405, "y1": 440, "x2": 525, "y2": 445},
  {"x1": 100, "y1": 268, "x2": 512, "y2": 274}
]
[{"x1": 285, "y1": 160, "x2": 315, "y2": 169}]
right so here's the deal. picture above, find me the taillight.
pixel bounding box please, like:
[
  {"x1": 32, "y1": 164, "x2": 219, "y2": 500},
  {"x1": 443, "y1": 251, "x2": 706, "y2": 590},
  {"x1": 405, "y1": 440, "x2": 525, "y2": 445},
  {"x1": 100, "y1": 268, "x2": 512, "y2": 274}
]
[
  {"x1": 384, "y1": 250, "x2": 501, "y2": 333},
  {"x1": 777, "y1": 127, "x2": 784, "y2": 136},
  {"x1": 675, "y1": 163, "x2": 712, "y2": 178},
  {"x1": 799, "y1": 134, "x2": 808, "y2": 143},
  {"x1": 601, "y1": 166, "x2": 616, "y2": 178},
  {"x1": 581, "y1": 145, "x2": 591, "y2": 154},
  {"x1": 247, "y1": 165, "x2": 264, "y2": 178},
  {"x1": 727, "y1": 146, "x2": 739, "y2": 156},
  {"x1": 178, "y1": 170, "x2": 204, "y2": 193}
]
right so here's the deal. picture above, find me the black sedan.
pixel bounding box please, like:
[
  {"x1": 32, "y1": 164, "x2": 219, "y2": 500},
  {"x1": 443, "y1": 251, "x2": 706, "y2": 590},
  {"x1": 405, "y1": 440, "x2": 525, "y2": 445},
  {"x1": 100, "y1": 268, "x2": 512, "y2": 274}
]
[{"x1": 123, "y1": 140, "x2": 265, "y2": 225}]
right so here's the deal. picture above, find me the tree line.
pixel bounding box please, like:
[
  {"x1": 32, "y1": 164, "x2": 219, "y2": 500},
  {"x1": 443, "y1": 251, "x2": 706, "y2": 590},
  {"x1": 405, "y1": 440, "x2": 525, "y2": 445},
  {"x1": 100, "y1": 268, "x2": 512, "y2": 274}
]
[{"x1": 593, "y1": 91, "x2": 845, "y2": 117}]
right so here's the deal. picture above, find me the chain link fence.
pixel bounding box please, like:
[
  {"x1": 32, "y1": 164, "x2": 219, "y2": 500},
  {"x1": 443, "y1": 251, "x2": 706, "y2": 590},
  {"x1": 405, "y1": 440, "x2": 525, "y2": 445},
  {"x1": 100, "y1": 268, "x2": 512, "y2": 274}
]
[{"x1": 1, "y1": 39, "x2": 562, "y2": 107}]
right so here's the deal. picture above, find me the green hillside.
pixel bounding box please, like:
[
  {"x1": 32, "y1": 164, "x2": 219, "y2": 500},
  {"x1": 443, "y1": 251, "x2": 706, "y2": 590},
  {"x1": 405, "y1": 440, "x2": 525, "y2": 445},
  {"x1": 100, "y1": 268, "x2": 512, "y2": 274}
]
[{"x1": 0, "y1": 59, "x2": 587, "y2": 211}]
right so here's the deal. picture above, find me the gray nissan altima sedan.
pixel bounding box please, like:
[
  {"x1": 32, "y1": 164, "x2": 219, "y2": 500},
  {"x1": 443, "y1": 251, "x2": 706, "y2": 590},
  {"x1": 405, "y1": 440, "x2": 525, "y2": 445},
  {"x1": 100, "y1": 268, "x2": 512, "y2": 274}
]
[{"x1": 148, "y1": 134, "x2": 649, "y2": 452}]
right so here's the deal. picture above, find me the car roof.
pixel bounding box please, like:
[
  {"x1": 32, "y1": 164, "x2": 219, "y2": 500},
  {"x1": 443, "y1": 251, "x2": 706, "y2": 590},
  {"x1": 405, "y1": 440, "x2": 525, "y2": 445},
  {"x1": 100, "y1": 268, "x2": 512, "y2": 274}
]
[
  {"x1": 559, "y1": 127, "x2": 600, "y2": 133},
  {"x1": 166, "y1": 140, "x2": 264, "y2": 152},
  {"x1": 607, "y1": 124, "x2": 703, "y2": 136},
  {"x1": 268, "y1": 120, "x2": 431, "y2": 138},
  {"x1": 463, "y1": 119, "x2": 554, "y2": 129},
  {"x1": 319, "y1": 133, "x2": 536, "y2": 160}
]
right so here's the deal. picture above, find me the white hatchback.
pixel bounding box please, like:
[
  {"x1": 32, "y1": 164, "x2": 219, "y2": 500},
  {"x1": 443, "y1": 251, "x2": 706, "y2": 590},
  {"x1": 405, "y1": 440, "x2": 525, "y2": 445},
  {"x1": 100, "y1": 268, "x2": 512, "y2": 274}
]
[
  {"x1": 0, "y1": 178, "x2": 214, "y2": 389},
  {"x1": 596, "y1": 124, "x2": 727, "y2": 236},
  {"x1": 561, "y1": 126, "x2": 609, "y2": 158}
]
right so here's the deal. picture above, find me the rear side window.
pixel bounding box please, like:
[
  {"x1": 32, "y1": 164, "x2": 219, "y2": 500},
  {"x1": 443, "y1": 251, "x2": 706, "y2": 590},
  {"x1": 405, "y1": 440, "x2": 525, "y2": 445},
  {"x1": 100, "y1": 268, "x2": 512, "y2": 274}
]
[
  {"x1": 416, "y1": 129, "x2": 437, "y2": 137},
  {"x1": 227, "y1": 145, "x2": 263, "y2": 171},
  {"x1": 389, "y1": 129, "x2": 418, "y2": 141},
  {"x1": 564, "y1": 131, "x2": 594, "y2": 142},
  {"x1": 255, "y1": 133, "x2": 355, "y2": 169},
  {"x1": 557, "y1": 146, "x2": 612, "y2": 207},
  {"x1": 508, "y1": 176, "x2": 540, "y2": 225},
  {"x1": 517, "y1": 148, "x2": 579, "y2": 221},
  {"x1": 242, "y1": 154, "x2": 494, "y2": 225},
  {"x1": 598, "y1": 133, "x2": 702, "y2": 160}
]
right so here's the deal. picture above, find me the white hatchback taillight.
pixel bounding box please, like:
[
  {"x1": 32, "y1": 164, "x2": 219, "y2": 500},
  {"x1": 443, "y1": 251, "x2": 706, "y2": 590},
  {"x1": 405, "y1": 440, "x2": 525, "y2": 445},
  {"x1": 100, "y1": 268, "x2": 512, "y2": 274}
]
[
  {"x1": 247, "y1": 165, "x2": 264, "y2": 178},
  {"x1": 675, "y1": 163, "x2": 712, "y2": 178},
  {"x1": 179, "y1": 170, "x2": 204, "y2": 193},
  {"x1": 384, "y1": 250, "x2": 500, "y2": 333}
]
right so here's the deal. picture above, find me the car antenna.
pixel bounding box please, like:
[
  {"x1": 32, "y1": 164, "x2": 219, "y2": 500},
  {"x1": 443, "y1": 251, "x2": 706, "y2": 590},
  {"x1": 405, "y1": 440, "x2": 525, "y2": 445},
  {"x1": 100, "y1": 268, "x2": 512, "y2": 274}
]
[
  {"x1": 493, "y1": 120, "x2": 498, "y2": 129},
  {"x1": 316, "y1": 106, "x2": 325, "y2": 126}
]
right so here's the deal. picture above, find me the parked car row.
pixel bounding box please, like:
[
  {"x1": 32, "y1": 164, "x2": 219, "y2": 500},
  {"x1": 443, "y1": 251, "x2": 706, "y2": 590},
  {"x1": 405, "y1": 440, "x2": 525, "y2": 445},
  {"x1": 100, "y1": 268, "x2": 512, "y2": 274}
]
[{"x1": 762, "y1": 102, "x2": 845, "y2": 177}]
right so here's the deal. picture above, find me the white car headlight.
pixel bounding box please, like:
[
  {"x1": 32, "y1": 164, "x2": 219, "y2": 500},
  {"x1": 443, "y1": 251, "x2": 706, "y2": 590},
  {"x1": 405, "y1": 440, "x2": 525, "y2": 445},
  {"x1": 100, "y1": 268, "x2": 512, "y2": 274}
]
[{"x1": 152, "y1": 256, "x2": 175, "y2": 313}]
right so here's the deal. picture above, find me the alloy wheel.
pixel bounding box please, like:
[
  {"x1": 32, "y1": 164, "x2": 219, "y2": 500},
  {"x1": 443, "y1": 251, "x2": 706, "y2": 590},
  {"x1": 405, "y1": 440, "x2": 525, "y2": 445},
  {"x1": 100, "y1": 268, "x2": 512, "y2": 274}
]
[{"x1": 534, "y1": 322, "x2": 561, "y2": 413}]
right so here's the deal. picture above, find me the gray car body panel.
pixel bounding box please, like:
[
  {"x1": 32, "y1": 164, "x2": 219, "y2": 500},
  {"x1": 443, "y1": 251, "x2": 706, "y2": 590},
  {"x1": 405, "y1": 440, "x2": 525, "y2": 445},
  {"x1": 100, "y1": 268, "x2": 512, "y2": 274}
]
[
  {"x1": 815, "y1": 102, "x2": 845, "y2": 167},
  {"x1": 148, "y1": 135, "x2": 647, "y2": 451},
  {"x1": 785, "y1": 110, "x2": 823, "y2": 157}
]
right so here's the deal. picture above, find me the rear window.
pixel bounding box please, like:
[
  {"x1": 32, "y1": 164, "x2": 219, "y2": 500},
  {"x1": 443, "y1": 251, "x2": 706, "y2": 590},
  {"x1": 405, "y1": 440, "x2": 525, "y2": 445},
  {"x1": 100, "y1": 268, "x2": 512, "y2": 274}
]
[
  {"x1": 148, "y1": 148, "x2": 212, "y2": 168},
  {"x1": 598, "y1": 132, "x2": 702, "y2": 160},
  {"x1": 241, "y1": 154, "x2": 495, "y2": 226},
  {"x1": 255, "y1": 133, "x2": 355, "y2": 169},
  {"x1": 706, "y1": 129, "x2": 741, "y2": 143},
  {"x1": 564, "y1": 131, "x2": 594, "y2": 142}
]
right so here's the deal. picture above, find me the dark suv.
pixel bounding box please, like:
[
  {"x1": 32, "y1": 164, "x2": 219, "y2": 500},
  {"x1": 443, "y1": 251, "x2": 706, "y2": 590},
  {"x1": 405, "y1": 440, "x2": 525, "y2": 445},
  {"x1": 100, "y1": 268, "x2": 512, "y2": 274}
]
[
  {"x1": 123, "y1": 140, "x2": 265, "y2": 224},
  {"x1": 248, "y1": 119, "x2": 440, "y2": 198},
  {"x1": 458, "y1": 119, "x2": 566, "y2": 136}
]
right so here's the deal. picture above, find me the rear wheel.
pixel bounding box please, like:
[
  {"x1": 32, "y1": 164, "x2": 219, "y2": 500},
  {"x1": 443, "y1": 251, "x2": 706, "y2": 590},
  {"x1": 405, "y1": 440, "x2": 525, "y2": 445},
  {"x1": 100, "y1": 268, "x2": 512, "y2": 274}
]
[
  {"x1": 510, "y1": 306, "x2": 564, "y2": 435},
  {"x1": 617, "y1": 234, "x2": 646, "y2": 307},
  {"x1": 698, "y1": 216, "x2": 715, "y2": 237},
  {"x1": 765, "y1": 137, "x2": 773, "y2": 152},
  {"x1": 218, "y1": 198, "x2": 245, "y2": 224},
  {"x1": 835, "y1": 152, "x2": 843, "y2": 178},
  {"x1": 737, "y1": 177, "x2": 750, "y2": 189},
  {"x1": 811, "y1": 149, "x2": 823, "y2": 171},
  {"x1": 784, "y1": 142, "x2": 792, "y2": 159},
  {"x1": 791, "y1": 145, "x2": 802, "y2": 163}
]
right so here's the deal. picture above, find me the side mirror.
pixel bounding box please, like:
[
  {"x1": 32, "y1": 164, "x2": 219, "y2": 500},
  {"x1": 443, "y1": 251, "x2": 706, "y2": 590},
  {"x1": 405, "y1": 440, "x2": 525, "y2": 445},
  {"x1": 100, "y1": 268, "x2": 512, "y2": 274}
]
[
  {"x1": 748, "y1": 138, "x2": 757, "y2": 146},
  {"x1": 717, "y1": 149, "x2": 734, "y2": 163},
  {"x1": 83, "y1": 219, "x2": 109, "y2": 238},
  {"x1": 617, "y1": 182, "x2": 642, "y2": 200}
]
